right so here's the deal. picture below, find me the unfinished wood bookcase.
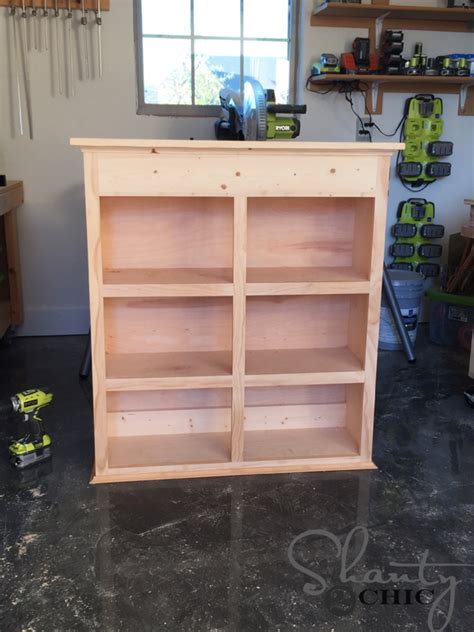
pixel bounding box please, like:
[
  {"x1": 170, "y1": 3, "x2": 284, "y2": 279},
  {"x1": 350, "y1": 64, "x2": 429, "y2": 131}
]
[{"x1": 72, "y1": 139, "x2": 401, "y2": 484}]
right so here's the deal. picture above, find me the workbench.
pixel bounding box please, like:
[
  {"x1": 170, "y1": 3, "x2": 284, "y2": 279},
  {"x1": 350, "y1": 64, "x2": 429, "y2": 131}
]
[
  {"x1": 72, "y1": 139, "x2": 401, "y2": 484},
  {"x1": 0, "y1": 181, "x2": 23, "y2": 338}
]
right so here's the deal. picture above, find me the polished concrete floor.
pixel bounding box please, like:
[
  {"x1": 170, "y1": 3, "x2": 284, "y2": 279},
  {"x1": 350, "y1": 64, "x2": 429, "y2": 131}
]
[{"x1": 0, "y1": 329, "x2": 473, "y2": 631}]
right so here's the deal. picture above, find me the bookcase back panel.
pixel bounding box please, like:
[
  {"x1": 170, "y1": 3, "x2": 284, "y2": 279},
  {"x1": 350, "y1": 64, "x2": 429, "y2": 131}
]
[
  {"x1": 246, "y1": 295, "x2": 351, "y2": 350},
  {"x1": 247, "y1": 198, "x2": 355, "y2": 268},
  {"x1": 104, "y1": 297, "x2": 233, "y2": 354},
  {"x1": 101, "y1": 197, "x2": 233, "y2": 270}
]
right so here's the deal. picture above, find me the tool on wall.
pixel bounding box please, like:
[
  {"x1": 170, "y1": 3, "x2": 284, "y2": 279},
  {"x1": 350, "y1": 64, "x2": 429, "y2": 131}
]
[
  {"x1": 19, "y1": 0, "x2": 34, "y2": 138},
  {"x1": 80, "y1": 0, "x2": 90, "y2": 80},
  {"x1": 389, "y1": 199, "x2": 444, "y2": 278},
  {"x1": 0, "y1": 388, "x2": 53, "y2": 468},
  {"x1": 66, "y1": 0, "x2": 75, "y2": 97},
  {"x1": 398, "y1": 95, "x2": 453, "y2": 190},
  {"x1": 96, "y1": 0, "x2": 103, "y2": 78},
  {"x1": 41, "y1": 0, "x2": 48, "y2": 52},
  {"x1": 9, "y1": 3, "x2": 24, "y2": 136},
  {"x1": 215, "y1": 78, "x2": 307, "y2": 141},
  {"x1": 53, "y1": 0, "x2": 63, "y2": 94},
  {"x1": 30, "y1": 0, "x2": 38, "y2": 50}
]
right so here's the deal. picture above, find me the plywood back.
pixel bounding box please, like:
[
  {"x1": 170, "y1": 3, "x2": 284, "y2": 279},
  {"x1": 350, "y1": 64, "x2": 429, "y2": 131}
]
[
  {"x1": 247, "y1": 198, "x2": 355, "y2": 268},
  {"x1": 101, "y1": 197, "x2": 233, "y2": 270},
  {"x1": 104, "y1": 297, "x2": 233, "y2": 354},
  {"x1": 246, "y1": 295, "x2": 351, "y2": 350}
]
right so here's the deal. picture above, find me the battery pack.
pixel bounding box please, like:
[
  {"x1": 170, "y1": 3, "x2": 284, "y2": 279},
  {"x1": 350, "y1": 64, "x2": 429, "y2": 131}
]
[
  {"x1": 393, "y1": 223, "x2": 417, "y2": 238},
  {"x1": 418, "y1": 243, "x2": 443, "y2": 258},
  {"x1": 420, "y1": 224, "x2": 445, "y2": 239},
  {"x1": 426, "y1": 162, "x2": 452, "y2": 178},
  {"x1": 416, "y1": 262, "x2": 440, "y2": 277},
  {"x1": 398, "y1": 162, "x2": 422, "y2": 177},
  {"x1": 428, "y1": 141, "x2": 453, "y2": 157},
  {"x1": 391, "y1": 243, "x2": 415, "y2": 258}
]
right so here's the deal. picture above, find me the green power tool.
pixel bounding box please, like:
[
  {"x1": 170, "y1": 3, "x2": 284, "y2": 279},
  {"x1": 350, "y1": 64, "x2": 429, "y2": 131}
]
[
  {"x1": 389, "y1": 198, "x2": 444, "y2": 277},
  {"x1": 398, "y1": 95, "x2": 453, "y2": 187},
  {"x1": 0, "y1": 388, "x2": 53, "y2": 468},
  {"x1": 215, "y1": 78, "x2": 307, "y2": 141}
]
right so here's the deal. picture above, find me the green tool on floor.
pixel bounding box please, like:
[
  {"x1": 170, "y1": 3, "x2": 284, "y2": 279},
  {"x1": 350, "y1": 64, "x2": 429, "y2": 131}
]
[
  {"x1": 0, "y1": 388, "x2": 53, "y2": 468},
  {"x1": 398, "y1": 95, "x2": 453, "y2": 187},
  {"x1": 389, "y1": 198, "x2": 444, "y2": 277}
]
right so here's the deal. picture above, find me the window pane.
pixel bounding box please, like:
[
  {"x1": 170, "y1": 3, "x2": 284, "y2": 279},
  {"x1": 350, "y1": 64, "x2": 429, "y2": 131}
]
[
  {"x1": 244, "y1": 0, "x2": 290, "y2": 39},
  {"x1": 143, "y1": 39, "x2": 192, "y2": 105},
  {"x1": 195, "y1": 39, "x2": 241, "y2": 105},
  {"x1": 142, "y1": 0, "x2": 190, "y2": 36},
  {"x1": 244, "y1": 40, "x2": 289, "y2": 103},
  {"x1": 194, "y1": 0, "x2": 240, "y2": 37}
]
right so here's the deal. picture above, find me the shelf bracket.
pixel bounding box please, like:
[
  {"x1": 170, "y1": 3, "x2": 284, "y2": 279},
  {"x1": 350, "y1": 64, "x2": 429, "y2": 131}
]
[
  {"x1": 375, "y1": 12, "x2": 390, "y2": 50},
  {"x1": 371, "y1": 81, "x2": 380, "y2": 115},
  {"x1": 459, "y1": 84, "x2": 468, "y2": 112}
]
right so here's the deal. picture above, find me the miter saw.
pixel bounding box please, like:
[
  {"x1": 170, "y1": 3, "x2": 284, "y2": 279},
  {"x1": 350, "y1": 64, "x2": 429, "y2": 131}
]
[{"x1": 215, "y1": 78, "x2": 307, "y2": 141}]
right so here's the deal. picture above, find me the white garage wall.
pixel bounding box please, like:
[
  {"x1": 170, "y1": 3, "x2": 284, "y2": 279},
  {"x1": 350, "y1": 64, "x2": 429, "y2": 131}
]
[{"x1": 0, "y1": 0, "x2": 472, "y2": 335}]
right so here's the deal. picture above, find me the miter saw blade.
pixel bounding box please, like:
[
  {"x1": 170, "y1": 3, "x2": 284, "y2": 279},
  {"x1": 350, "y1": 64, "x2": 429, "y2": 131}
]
[{"x1": 242, "y1": 79, "x2": 267, "y2": 141}]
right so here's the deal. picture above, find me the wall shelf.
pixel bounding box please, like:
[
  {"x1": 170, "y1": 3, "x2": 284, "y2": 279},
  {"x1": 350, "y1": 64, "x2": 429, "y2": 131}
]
[
  {"x1": 312, "y1": 2, "x2": 474, "y2": 30},
  {"x1": 310, "y1": 2, "x2": 474, "y2": 116},
  {"x1": 309, "y1": 74, "x2": 474, "y2": 116}
]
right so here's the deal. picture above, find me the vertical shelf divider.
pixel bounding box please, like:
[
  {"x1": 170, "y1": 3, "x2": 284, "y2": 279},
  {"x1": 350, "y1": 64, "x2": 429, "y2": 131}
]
[{"x1": 231, "y1": 197, "x2": 247, "y2": 462}]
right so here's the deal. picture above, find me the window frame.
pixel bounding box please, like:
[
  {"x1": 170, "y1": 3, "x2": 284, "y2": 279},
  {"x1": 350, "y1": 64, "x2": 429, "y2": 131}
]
[{"x1": 133, "y1": 0, "x2": 301, "y2": 117}]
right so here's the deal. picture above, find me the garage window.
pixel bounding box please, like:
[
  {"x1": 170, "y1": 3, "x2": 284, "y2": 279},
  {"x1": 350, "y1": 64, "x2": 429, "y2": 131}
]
[{"x1": 134, "y1": 0, "x2": 300, "y2": 116}]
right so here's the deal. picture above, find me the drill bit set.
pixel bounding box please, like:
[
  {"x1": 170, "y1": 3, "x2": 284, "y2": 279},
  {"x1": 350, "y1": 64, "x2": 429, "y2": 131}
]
[{"x1": 6, "y1": 1, "x2": 106, "y2": 140}]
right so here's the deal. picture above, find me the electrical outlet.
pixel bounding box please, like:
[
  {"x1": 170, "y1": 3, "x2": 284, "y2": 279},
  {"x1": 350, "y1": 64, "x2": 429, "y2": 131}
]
[{"x1": 356, "y1": 116, "x2": 371, "y2": 142}]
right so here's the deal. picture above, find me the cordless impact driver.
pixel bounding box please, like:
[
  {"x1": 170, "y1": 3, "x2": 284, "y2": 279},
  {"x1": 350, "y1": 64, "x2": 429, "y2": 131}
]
[{"x1": 0, "y1": 388, "x2": 53, "y2": 468}]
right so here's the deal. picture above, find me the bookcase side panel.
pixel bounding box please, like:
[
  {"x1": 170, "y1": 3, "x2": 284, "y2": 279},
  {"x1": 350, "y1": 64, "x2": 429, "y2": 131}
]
[{"x1": 84, "y1": 152, "x2": 108, "y2": 475}]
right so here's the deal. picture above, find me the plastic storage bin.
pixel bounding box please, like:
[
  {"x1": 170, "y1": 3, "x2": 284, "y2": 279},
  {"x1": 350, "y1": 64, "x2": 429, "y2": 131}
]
[{"x1": 426, "y1": 288, "x2": 474, "y2": 349}]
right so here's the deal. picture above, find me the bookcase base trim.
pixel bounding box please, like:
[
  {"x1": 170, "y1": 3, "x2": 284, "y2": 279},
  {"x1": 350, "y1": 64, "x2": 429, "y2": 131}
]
[{"x1": 90, "y1": 459, "x2": 377, "y2": 484}]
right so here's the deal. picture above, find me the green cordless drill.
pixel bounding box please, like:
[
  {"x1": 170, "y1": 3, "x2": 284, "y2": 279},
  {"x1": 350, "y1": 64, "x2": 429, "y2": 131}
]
[{"x1": 0, "y1": 388, "x2": 53, "y2": 468}]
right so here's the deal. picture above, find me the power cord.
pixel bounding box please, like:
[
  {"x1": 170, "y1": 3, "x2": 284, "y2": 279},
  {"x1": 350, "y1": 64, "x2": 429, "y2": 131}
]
[{"x1": 306, "y1": 77, "x2": 433, "y2": 192}]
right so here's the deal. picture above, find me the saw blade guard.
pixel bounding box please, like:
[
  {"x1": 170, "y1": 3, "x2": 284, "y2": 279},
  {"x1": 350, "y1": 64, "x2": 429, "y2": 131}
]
[{"x1": 243, "y1": 79, "x2": 268, "y2": 141}]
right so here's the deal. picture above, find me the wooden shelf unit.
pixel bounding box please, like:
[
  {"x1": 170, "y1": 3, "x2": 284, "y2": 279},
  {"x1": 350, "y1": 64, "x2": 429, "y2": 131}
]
[
  {"x1": 310, "y1": 1, "x2": 474, "y2": 115},
  {"x1": 72, "y1": 139, "x2": 401, "y2": 483}
]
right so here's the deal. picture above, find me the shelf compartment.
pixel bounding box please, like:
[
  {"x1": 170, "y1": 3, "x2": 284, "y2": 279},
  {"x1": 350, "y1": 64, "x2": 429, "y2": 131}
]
[
  {"x1": 104, "y1": 297, "x2": 232, "y2": 388},
  {"x1": 246, "y1": 267, "x2": 370, "y2": 295},
  {"x1": 108, "y1": 433, "x2": 230, "y2": 469},
  {"x1": 245, "y1": 295, "x2": 368, "y2": 385},
  {"x1": 100, "y1": 196, "x2": 233, "y2": 279},
  {"x1": 107, "y1": 389, "x2": 232, "y2": 468},
  {"x1": 247, "y1": 198, "x2": 374, "y2": 284},
  {"x1": 103, "y1": 268, "x2": 233, "y2": 297},
  {"x1": 243, "y1": 384, "x2": 364, "y2": 461}
]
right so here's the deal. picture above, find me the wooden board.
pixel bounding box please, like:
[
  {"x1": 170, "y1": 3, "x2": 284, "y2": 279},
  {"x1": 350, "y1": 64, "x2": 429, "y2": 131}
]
[
  {"x1": 0, "y1": 182, "x2": 23, "y2": 331},
  {"x1": 72, "y1": 140, "x2": 397, "y2": 483}
]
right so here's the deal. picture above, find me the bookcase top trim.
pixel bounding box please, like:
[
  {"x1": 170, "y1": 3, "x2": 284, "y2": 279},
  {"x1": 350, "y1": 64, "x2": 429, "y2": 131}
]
[{"x1": 70, "y1": 139, "x2": 403, "y2": 155}]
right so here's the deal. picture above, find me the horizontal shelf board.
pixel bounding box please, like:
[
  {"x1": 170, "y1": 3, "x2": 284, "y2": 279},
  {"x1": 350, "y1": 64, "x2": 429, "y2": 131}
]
[
  {"x1": 310, "y1": 75, "x2": 474, "y2": 88},
  {"x1": 245, "y1": 347, "x2": 364, "y2": 386},
  {"x1": 244, "y1": 427, "x2": 359, "y2": 462},
  {"x1": 312, "y1": 2, "x2": 474, "y2": 23},
  {"x1": 103, "y1": 268, "x2": 233, "y2": 297},
  {"x1": 246, "y1": 267, "x2": 370, "y2": 295},
  {"x1": 105, "y1": 351, "x2": 233, "y2": 390},
  {"x1": 108, "y1": 432, "x2": 230, "y2": 468}
]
